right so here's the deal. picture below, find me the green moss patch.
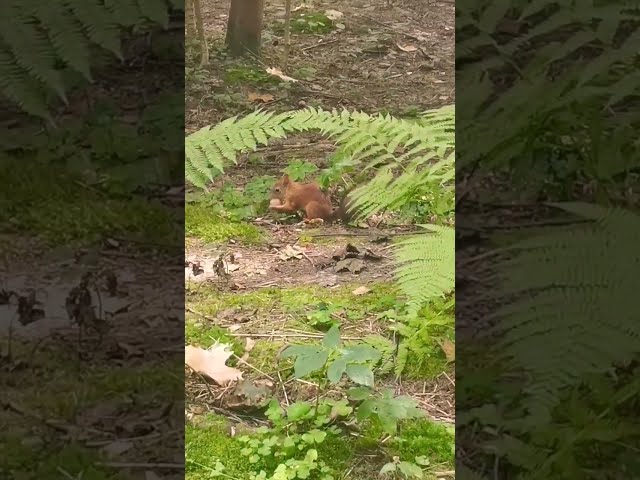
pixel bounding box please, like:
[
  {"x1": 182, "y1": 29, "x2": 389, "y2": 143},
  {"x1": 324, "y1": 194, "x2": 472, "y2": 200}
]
[
  {"x1": 186, "y1": 202, "x2": 262, "y2": 244},
  {"x1": 0, "y1": 161, "x2": 178, "y2": 246}
]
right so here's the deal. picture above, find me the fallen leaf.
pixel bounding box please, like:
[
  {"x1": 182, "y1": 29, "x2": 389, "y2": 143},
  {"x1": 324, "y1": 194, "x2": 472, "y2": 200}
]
[
  {"x1": 240, "y1": 338, "x2": 256, "y2": 361},
  {"x1": 248, "y1": 92, "x2": 275, "y2": 103},
  {"x1": 335, "y1": 23, "x2": 346, "y2": 30},
  {"x1": 266, "y1": 67, "x2": 299, "y2": 83},
  {"x1": 225, "y1": 379, "x2": 274, "y2": 409},
  {"x1": 439, "y1": 338, "x2": 455, "y2": 362},
  {"x1": 397, "y1": 44, "x2": 418, "y2": 52},
  {"x1": 325, "y1": 9, "x2": 344, "y2": 20},
  {"x1": 185, "y1": 344, "x2": 243, "y2": 385},
  {"x1": 352, "y1": 286, "x2": 370, "y2": 296},
  {"x1": 279, "y1": 245, "x2": 304, "y2": 260},
  {"x1": 335, "y1": 258, "x2": 366, "y2": 274}
]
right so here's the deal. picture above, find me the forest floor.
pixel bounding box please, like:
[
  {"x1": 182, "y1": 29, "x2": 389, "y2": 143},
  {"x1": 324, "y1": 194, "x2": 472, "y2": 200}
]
[{"x1": 185, "y1": 0, "x2": 455, "y2": 479}]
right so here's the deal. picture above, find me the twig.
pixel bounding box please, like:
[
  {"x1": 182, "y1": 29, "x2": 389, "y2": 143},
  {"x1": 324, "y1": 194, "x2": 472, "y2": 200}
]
[
  {"x1": 229, "y1": 332, "x2": 363, "y2": 340},
  {"x1": 96, "y1": 462, "x2": 184, "y2": 469},
  {"x1": 233, "y1": 353, "x2": 275, "y2": 381}
]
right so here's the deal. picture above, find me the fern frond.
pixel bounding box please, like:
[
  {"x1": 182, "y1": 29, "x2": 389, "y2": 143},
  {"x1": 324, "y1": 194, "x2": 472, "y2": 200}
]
[
  {"x1": 488, "y1": 203, "x2": 640, "y2": 418},
  {"x1": 0, "y1": 0, "x2": 176, "y2": 118},
  {"x1": 394, "y1": 225, "x2": 455, "y2": 315}
]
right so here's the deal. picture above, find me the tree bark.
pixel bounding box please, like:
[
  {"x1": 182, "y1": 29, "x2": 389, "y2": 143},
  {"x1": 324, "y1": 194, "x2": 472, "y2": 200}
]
[
  {"x1": 193, "y1": 0, "x2": 209, "y2": 65},
  {"x1": 185, "y1": 0, "x2": 196, "y2": 36},
  {"x1": 225, "y1": 0, "x2": 265, "y2": 56}
]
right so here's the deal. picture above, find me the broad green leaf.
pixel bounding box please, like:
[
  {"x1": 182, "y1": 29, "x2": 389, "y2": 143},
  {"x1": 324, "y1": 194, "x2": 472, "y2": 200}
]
[
  {"x1": 323, "y1": 325, "x2": 341, "y2": 348},
  {"x1": 356, "y1": 399, "x2": 375, "y2": 422},
  {"x1": 343, "y1": 345, "x2": 382, "y2": 363},
  {"x1": 287, "y1": 402, "x2": 312, "y2": 421},
  {"x1": 347, "y1": 387, "x2": 372, "y2": 401},
  {"x1": 346, "y1": 364, "x2": 375, "y2": 387},
  {"x1": 398, "y1": 461, "x2": 423, "y2": 478},
  {"x1": 379, "y1": 462, "x2": 397, "y2": 475},
  {"x1": 327, "y1": 358, "x2": 348, "y2": 384},
  {"x1": 294, "y1": 350, "x2": 329, "y2": 378},
  {"x1": 281, "y1": 344, "x2": 319, "y2": 359}
]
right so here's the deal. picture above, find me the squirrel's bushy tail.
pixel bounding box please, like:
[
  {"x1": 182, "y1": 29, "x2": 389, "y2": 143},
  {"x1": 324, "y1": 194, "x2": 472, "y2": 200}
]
[{"x1": 331, "y1": 188, "x2": 356, "y2": 224}]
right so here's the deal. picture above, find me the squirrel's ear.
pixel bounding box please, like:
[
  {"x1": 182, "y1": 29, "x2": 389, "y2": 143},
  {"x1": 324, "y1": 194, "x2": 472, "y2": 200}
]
[{"x1": 281, "y1": 174, "x2": 290, "y2": 185}]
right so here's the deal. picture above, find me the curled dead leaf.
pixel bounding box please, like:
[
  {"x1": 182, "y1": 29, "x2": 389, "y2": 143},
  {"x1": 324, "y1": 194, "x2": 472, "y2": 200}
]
[
  {"x1": 266, "y1": 67, "x2": 299, "y2": 83},
  {"x1": 397, "y1": 44, "x2": 418, "y2": 52},
  {"x1": 248, "y1": 92, "x2": 275, "y2": 103},
  {"x1": 352, "y1": 286, "x2": 370, "y2": 296},
  {"x1": 439, "y1": 338, "x2": 455, "y2": 363},
  {"x1": 185, "y1": 344, "x2": 243, "y2": 385}
]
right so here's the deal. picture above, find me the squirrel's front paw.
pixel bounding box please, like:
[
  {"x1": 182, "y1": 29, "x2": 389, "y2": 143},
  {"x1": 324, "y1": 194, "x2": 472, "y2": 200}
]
[{"x1": 304, "y1": 218, "x2": 324, "y2": 227}]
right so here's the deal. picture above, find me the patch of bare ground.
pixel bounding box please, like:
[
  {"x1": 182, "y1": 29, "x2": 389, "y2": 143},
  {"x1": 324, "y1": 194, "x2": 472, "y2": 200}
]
[
  {"x1": 186, "y1": 0, "x2": 454, "y2": 131},
  {"x1": 1, "y1": 239, "x2": 184, "y2": 480}
]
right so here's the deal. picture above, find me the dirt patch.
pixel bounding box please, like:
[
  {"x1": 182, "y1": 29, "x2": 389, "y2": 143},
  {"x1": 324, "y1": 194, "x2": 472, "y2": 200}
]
[
  {"x1": 1, "y1": 240, "x2": 184, "y2": 480},
  {"x1": 185, "y1": 223, "x2": 398, "y2": 291},
  {"x1": 186, "y1": 0, "x2": 454, "y2": 131}
]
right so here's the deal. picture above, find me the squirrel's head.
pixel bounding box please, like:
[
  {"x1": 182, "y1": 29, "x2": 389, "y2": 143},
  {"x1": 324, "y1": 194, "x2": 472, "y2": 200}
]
[{"x1": 270, "y1": 174, "x2": 291, "y2": 199}]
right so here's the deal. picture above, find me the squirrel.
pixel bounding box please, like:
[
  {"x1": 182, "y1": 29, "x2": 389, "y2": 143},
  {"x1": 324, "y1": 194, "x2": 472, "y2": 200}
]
[{"x1": 269, "y1": 174, "x2": 353, "y2": 224}]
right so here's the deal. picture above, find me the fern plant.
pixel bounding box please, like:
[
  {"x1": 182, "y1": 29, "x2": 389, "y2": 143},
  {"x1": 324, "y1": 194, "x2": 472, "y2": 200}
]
[
  {"x1": 0, "y1": 0, "x2": 183, "y2": 119},
  {"x1": 186, "y1": 106, "x2": 455, "y2": 219},
  {"x1": 487, "y1": 203, "x2": 640, "y2": 416},
  {"x1": 456, "y1": 0, "x2": 640, "y2": 177},
  {"x1": 393, "y1": 225, "x2": 455, "y2": 316},
  {"x1": 187, "y1": 107, "x2": 456, "y2": 311}
]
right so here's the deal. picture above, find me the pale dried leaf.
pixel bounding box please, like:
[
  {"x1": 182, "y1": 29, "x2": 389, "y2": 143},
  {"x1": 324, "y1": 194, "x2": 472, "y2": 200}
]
[
  {"x1": 248, "y1": 92, "x2": 275, "y2": 103},
  {"x1": 352, "y1": 286, "x2": 371, "y2": 296},
  {"x1": 279, "y1": 245, "x2": 303, "y2": 260},
  {"x1": 266, "y1": 67, "x2": 299, "y2": 83},
  {"x1": 397, "y1": 44, "x2": 418, "y2": 52},
  {"x1": 325, "y1": 9, "x2": 344, "y2": 20},
  {"x1": 185, "y1": 344, "x2": 243, "y2": 385}
]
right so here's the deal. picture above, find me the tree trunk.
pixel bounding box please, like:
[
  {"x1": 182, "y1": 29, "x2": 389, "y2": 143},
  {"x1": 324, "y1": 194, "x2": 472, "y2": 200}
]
[
  {"x1": 185, "y1": 0, "x2": 196, "y2": 36},
  {"x1": 193, "y1": 0, "x2": 209, "y2": 65},
  {"x1": 225, "y1": 0, "x2": 264, "y2": 56}
]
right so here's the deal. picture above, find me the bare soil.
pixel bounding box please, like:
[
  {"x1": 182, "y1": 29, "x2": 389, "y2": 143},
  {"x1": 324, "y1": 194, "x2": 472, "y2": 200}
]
[{"x1": 186, "y1": 0, "x2": 454, "y2": 131}]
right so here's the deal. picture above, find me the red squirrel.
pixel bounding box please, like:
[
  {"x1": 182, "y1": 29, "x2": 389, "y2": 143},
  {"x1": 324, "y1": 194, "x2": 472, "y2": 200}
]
[{"x1": 269, "y1": 175, "x2": 352, "y2": 224}]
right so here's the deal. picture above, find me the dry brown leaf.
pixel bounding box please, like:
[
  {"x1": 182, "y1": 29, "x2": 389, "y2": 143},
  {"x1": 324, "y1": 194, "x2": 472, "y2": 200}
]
[
  {"x1": 352, "y1": 286, "x2": 371, "y2": 296},
  {"x1": 185, "y1": 344, "x2": 243, "y2": 385},
  {"x1": 266, "y1": 67, "x2": 299, "y2": 83},
  {"x1": 248, "y1": 92, "x2": 275, "y2": 103},
  {"x1": 325, "y1": 9, "x2": 344, "y2": 20},
  {"x1": 439, "y1": 338, "x2": 455, "y2": 362},
  {"x1": 397, "y1": 44, "x2": 418, "y2": 52},
  {"x1": 279, "y1": 245, "x2": 304, "y2": 260}
]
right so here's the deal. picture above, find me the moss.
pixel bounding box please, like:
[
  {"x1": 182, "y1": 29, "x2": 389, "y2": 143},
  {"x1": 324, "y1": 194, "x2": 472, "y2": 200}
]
[
  {"x1": 392, "y1": 419, "x2": 455, "y2": 466},
  {"x1": 188, "y1": 283, "x2": 398, "y2": 319},
  {"x1": 272, "y1": 12, "x2": 335, "y2": 35},
  {"x1": 0, "y1": 440, "x2": 122, "y2": 479},
  {"x1": 186, "y1": 416, "x2": 255, "y2": 479},
  {"x1": 248, "y1": 340, "x2": 284, "y2": 371},
  {"x1": 0, "y1": 161, "x2": 178, "y2": 246},
  {"x1": 185, "y1": 322, "x2": 244, "y2": 356},
  {"x1": 9, "y1": 350, "x2": 182, "y2": 420},
  {"x1": 224, "y1": 66, "x2": 279, "y2": 86},
  {"x1": 186, "y1": 202, "x2": 262, "y2": 244}
]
